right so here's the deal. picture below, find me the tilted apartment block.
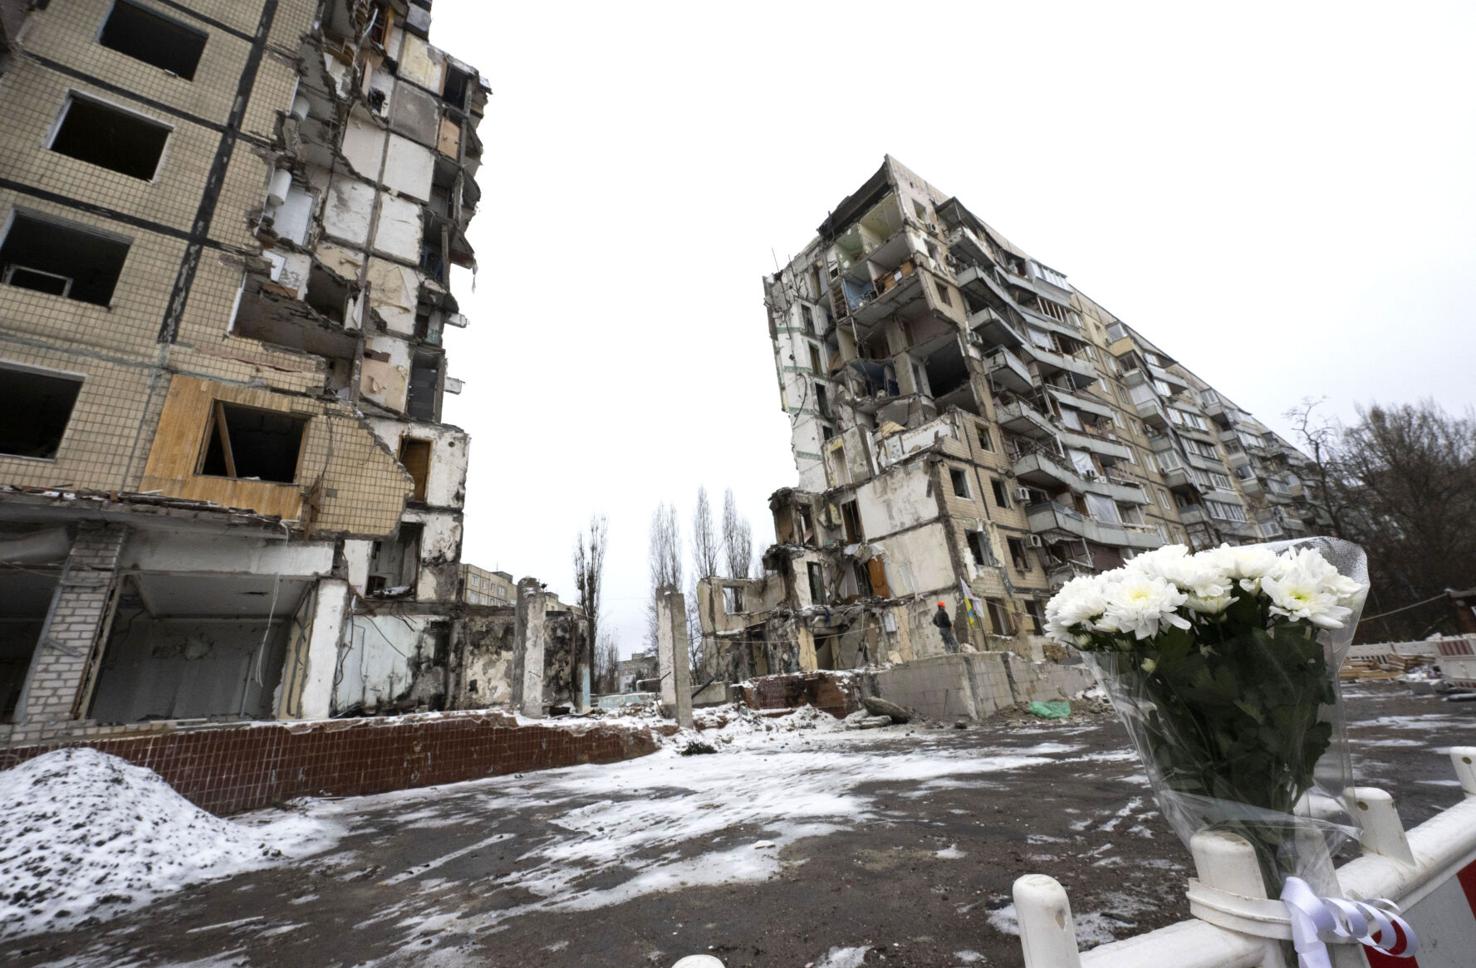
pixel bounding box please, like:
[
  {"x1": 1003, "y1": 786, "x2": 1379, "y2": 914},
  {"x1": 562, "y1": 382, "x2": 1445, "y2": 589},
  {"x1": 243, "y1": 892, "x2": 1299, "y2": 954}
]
[
  {"x1": 0, "y1": 1, "x2": 587, "y2": 747},
  {"x1": 697, "y1": 157, "x2": 1325, "y2": 680}
]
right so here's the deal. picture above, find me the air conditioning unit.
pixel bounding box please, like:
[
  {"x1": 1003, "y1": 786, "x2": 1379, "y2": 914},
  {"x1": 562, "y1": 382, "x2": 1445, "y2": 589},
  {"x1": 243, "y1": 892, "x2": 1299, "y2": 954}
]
[
  {"x1": 1014, "y1": 487, "x2": 1032, "y2": 502},
  {"x1": 1025, "y1": 535, "x2": 1045, "y2": 549},
  {"x1": 1083, "y1": 469, "x2": 1100, "y2": 481}
]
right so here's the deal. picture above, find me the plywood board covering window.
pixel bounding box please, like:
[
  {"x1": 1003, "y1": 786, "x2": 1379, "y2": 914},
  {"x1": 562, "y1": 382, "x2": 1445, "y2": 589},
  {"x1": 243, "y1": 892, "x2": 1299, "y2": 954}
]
[{"x1": 399, "y1": 437, "x2": 431, "y2": 501}]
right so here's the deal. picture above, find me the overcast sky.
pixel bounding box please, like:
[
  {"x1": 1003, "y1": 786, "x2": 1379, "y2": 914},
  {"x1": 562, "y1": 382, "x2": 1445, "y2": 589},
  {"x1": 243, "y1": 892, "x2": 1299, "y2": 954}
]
[{"x1": 431, "y1": 1, "x2": 1476, "y2": 657}]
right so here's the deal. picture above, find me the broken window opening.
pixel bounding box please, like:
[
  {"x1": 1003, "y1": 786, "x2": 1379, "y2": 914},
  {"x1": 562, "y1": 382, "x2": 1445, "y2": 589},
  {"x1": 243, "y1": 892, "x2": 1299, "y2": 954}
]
[
  {"x1": 398, "y1": 437, "x2": 431, "y2": 502},
  {"x1": 0, "y1": 213, "x2": 130, "y2": 306},
  {"x1": 50, "y1": 95, "x2": 170, "y2": 180},
  {"x1": 807, "y1": 561, "x2": 826, "y2": 604},
  {"x1": 1007, "y1": 537, "x2": 1032, "y2": 574},
  {"x1": 948, "y1": 466, "x2": 970, "y2": 499},
  {"x1": 0, "y1": 365, "x2": 82, "y2": 459},
  {"x1": 966, "y1": 529, "x2": 993, "y2": 567},
  {"x1": 0, "y1": 566, "x2": 60, "y2": 721},
  {"x1": 840, "y1": 499, "x2": 863, "y2": 544},
  {"x1": 990, "y1": 477, "x2": 1010, "y2": 508},
  {"x1": 369, "y1": 523, "x2": 422, "y2": 593},
  {"x1": 199, "y1": 401, "x2": 308, "y2": 484},
  {"x1": 722, "y1": 586, "x2": 744, "y2": 614},
  {"x1": 407, "y1": 351, "x2": 442, "y2": 422},
  {"x1": 985, "y1": 597, "x2": 1013, "y2": 637},
  {"x1": 304, "y1": 265, "x2": 349, "y2": 324},
  {"x1": 98, "y1": 1, "x2": 208, "y2": 80},
  {"x1": 443, "y1": 66, "x2": 472, "y2": 111}
]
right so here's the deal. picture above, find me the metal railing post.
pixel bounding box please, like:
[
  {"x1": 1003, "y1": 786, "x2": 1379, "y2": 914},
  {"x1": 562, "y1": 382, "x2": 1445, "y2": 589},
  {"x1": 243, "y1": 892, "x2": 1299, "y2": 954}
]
[{"x1": 1013, "y1": 873, "x2": 1082, "y2": 968}]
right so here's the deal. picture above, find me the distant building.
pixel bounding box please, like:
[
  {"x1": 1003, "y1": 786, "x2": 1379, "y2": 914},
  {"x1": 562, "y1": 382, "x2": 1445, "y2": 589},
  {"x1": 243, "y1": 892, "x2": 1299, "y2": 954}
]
[{"x1": 698, "y1": 156, "x2": 1327, "y2": 681}]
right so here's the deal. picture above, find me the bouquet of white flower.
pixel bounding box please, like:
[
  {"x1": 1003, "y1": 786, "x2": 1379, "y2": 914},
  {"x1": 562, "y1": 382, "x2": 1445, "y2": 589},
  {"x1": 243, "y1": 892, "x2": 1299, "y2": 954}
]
[{"x1": 1045, "y1": 538, "x2": 1369, "y2": 892}]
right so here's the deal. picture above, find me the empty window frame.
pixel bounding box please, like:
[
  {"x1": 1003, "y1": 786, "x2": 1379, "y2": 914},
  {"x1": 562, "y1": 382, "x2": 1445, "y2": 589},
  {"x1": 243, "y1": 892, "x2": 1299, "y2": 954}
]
[
  {"x1": 98, "y1": 1, "x2": 208, "y2": 80},
  {"x1": 985, "y1": 598, "x2": 1013, "y2": 636},
  {"x1": 990, "y1": 477, "x2": 1010, "y2": 508},
  {"x1": 807, "y1": 561, "x2": 826, "y2": 604},
  {"x1": 49, "y1": 95, "x2": 170, "y2": 180},
  {"x1": 948, "y1": 466, "x2": 969, "y2": 498},
  {"x1": 1007, "y1": 537, "x2": 1032, "y2": 573},
  {"x1": 407, "y1": 352, "x2": 442, "y2": 422},
  {"x1": 965, "y1": 529, "x2": 993, "y2": 567},
  {"x1": 199, "y1": 401, "x2": 307, "y2": 484},
  {"x1": 722, "y1": 586, "x2": 745, "y2": 614},
  {"x1": 839, "y1": 499, "x2": 862, "y2": 544},
  {"x1": 0, "y1": 365, "x2": 82, "y2": 459},
  {"x1": 0, "y1": 213, "x2": 130, "y2": 306}
]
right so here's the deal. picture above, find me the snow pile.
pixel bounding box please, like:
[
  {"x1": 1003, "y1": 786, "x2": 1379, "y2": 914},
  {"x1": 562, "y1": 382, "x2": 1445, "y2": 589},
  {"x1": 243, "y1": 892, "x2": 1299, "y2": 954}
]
[
  {"x1": 0, "y1": 747, "x2": 334, "y2": 938},
  {"x1": 686, "y1": 702, "x2": 848, "y2": 748}
]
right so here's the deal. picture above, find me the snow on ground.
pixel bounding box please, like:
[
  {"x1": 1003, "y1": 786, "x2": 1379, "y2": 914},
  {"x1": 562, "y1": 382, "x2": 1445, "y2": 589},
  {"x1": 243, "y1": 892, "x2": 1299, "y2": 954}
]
[
  {"x1": 0, "y1": 748, "x2": 337, "y2": 939},
  {"x1": 302, "y1": 710, "x2": 1084, "y2": 951}
]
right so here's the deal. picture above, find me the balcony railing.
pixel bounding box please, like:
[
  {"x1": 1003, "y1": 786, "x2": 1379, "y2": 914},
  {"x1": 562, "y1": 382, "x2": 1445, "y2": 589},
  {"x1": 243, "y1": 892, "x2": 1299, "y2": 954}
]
[
  {"x1": 995, "y1": 398, "x2": 1056, "y2": 439},
  {"x1": 985, "y1": 346, "x2": 1034, "y2": 393},
  {"x1": 1026, "y1": 501, "x2": 1164, "y2": 551}
]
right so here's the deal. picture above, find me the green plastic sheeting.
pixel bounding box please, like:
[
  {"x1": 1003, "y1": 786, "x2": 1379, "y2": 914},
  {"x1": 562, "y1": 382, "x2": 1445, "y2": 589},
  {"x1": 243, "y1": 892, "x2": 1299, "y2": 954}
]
[{"x1": 1027, "y1": 700, "x2": 1071, "y2": 719}]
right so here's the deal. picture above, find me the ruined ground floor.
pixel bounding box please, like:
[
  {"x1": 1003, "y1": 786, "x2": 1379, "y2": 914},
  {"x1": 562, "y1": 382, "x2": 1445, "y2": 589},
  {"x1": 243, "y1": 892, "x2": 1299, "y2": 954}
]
[{"x1": 5, "y1": 685, "x2": 1472, "y2": 968}]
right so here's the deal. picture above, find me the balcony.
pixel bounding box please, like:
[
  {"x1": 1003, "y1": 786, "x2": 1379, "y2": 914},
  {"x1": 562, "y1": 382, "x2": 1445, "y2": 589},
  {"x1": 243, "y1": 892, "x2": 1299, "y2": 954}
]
[
  {"x1": 1058, "y1": 429, "x2": 1132, "y2": 463},
  {"x1": 1013, "y1": 451, "x2": 1076, "y2": 490},
  {"x1": 1161, "y1": 465, "x2": 1200, "y2": 493},
  {"x1": 995, "y1": 398, "x2": 1056, "y2": 439},
  {"x1": 1047, "y1": 387, "x2": 1115, "y2": 421},
  {"x1": 1027, "y1": 502, "x2": 1164, "y2": 551},
  {"x1": 1135, "y1": 396, "x2": 1169, "y2": 429},
  {"x1": 1022, "y1": 343, "x2": 1098, "y2": 389},
  {"x1": 967, "y1": 306, "x2": 1025, "y2": 349},
  {"x1": 985, "y1": 346, "x2": 1033, "y2": 394}
]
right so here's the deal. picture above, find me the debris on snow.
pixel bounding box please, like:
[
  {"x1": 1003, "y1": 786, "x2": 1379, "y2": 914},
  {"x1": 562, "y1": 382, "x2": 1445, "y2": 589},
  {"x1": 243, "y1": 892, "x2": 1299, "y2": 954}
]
[{"x1": 0, "y1": 748, "x2": 335, "y2": 938}]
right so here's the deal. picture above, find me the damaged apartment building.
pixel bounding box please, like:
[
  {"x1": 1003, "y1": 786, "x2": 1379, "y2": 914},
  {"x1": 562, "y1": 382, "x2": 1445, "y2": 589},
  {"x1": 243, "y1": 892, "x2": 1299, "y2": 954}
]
[
  {"x1": 0, "y1": 0, "x2": 587, "y2": 746},
  {"x1": 697, "y1": 156, "x2": 1328, "y2": 681}
]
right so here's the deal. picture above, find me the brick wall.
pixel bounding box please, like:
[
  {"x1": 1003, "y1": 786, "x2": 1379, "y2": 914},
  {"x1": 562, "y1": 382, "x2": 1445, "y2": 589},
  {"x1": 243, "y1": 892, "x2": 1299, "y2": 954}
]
[
  {"x1": 0, "y1": 711, "x2": 659, "y2": 815},
  {"x1": 740, "y1": 671, "x2": 861, "y2": 719},
  {"x1": 11, "y1": 521, "x2": 126, "y2": 742}
]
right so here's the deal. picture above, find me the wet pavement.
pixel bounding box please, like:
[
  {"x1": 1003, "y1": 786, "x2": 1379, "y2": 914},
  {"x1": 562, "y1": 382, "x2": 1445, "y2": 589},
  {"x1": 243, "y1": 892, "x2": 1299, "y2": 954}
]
[{"x1": 5, "y1": 683, "x2": 1474, "y2": 968}]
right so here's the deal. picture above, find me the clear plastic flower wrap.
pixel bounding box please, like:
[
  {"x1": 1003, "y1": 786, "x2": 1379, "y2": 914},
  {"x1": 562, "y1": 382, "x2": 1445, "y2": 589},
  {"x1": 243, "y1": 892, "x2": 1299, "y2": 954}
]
[{"x1": 1046, "y1": 537, "x2": 1369, "y2": 894}]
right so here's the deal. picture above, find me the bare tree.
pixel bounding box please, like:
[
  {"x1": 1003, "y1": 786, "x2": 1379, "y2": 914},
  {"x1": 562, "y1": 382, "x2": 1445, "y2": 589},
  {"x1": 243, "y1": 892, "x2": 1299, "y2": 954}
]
[
  {"x1": 692, "y1": 487, "x2": 720, "y2": 581},
  {"x1": 647, "y1": 502, "x2": 682, "y2": 649},
  {"x1": 1285, "y1": 398, "x2": 1348, "y2": 538},
  {"x1": 595, "y1": 631, "x2": 620, "y2": 693},
  {"x1": 572, "y1": 513, "x2": 608, "y2": 661},
  {"x1": 721, "y1": 487, "x2": 754, "y2": 578}
]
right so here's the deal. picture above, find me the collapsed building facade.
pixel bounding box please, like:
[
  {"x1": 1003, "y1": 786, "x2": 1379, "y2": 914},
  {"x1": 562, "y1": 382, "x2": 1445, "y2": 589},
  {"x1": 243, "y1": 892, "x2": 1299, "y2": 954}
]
[
  {"x1": 0, "y1": 0, "x2": 586, "y2": 747},
  {"x1": 698, "y1": 156, "x2": 1328, "y2": 680}
]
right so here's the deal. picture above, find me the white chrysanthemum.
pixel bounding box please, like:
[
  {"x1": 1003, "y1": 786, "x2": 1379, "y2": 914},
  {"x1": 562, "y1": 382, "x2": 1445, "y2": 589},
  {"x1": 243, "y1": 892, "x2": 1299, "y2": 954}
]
[
  {"x1": 1044, "y1": 573, "x2": 1110, "y2": 644},
  {"x1": 1123, "y1": 545, "x2": 1191, "y2": 583},
  {"x1": 1201, "y1": 544, "x2": 1280, "y2": 585},
  {"x1": 1261, "y1": 549, "x2": 1359, "y2": 629},
  {"x1": 1129, "y1": 544, "x2": 1230, "y2": 608},
  {"x1": 1100, "y1": 575, "x2": 1192, "y2": 640}
]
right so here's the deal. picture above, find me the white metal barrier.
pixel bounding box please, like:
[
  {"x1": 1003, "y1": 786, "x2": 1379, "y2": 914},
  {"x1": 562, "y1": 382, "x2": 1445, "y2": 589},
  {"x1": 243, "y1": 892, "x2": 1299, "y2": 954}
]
[{"x1": 1014, "y1": 747, "x2": 1476, "y2": 968}]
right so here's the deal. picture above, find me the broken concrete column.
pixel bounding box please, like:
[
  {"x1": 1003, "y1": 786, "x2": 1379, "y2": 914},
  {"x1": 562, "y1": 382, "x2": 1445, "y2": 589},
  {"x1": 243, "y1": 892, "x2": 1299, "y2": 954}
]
[
  {"x1": 655, "y1": 585, "x2": 693, "y2": 728},
  {"x1": 511, "y1": 578, "x2": 548, "y2": 718},
  {"x1": 293, "y1": 578, "x2": 352, "y2": 720}
]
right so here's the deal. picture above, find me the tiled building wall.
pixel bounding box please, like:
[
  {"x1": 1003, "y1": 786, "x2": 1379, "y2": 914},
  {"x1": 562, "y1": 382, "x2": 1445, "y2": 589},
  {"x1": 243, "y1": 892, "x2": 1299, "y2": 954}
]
[{"x1": 0, "y1": 711, "x2": 662, "y2": 815}]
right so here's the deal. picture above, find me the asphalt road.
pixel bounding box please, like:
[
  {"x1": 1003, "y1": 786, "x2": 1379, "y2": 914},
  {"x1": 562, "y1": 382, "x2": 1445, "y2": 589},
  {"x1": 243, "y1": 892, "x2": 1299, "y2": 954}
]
[{"x1": 5, "y1": 683, "x2": 1474, "y2": 968}]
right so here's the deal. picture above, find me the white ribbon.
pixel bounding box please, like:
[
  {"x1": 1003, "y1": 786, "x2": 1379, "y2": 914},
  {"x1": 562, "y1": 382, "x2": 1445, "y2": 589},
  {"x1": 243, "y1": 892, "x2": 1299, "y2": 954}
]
[{"x1": 1281, "y1": 876, "x2": 1419, "y2": 967}]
